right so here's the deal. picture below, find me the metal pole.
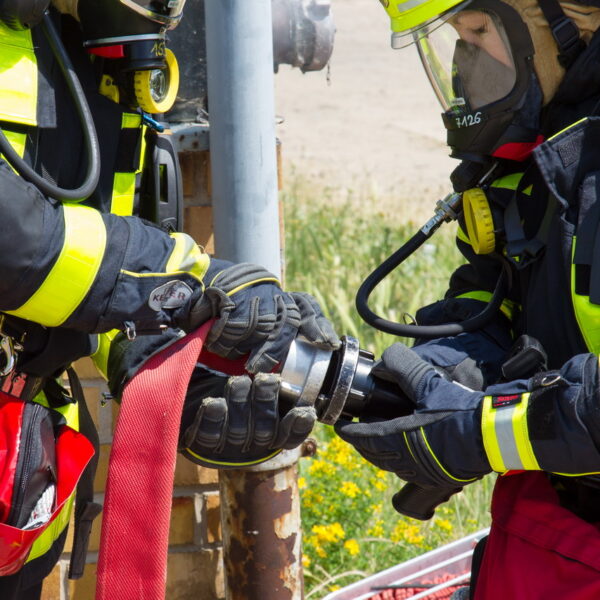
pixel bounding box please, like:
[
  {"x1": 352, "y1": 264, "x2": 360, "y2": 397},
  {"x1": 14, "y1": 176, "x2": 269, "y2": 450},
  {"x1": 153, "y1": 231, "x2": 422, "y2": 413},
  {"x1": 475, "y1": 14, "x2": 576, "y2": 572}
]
[
  {"x1": 204, "y1": 2, "x2": 303, "y2": 599},
  {"x1": 204, "y1": 0, "x2": 282, "y2": 277},
  {"x1": 219, "y1": 450, "x2": 305, "y2": 600}
]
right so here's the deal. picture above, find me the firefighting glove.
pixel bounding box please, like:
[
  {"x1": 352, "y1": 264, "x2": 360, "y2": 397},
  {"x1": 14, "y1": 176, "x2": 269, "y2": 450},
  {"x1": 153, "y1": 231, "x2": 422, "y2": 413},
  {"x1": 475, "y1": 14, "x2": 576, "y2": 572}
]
[
  {"x1": 177, "y1": 260, "x2": 340, "y2": 373},
  {"x1": 179, "y1": 367, "x2": 316, "y2": 468},
  {"x1": 335, "y1": 344, "x2": 600, "y2": 491}
]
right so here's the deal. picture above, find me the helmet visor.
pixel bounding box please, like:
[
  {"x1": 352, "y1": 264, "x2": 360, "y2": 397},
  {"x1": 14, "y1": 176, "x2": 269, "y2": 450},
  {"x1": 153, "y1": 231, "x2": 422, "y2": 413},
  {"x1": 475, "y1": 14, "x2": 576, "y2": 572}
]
[
  {"x1": 414, "y1": 9, "x2": 517, "y2": 113},
  {"x1": 119, "y1": 0, "x2": 186, "y2": 28}
]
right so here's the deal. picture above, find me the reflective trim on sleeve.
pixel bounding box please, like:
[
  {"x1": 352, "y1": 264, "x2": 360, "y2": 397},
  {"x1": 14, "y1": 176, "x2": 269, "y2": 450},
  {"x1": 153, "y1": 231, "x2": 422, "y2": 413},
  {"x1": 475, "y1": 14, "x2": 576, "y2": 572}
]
[
  {"x1": 6, "y1": 205, "x2": 107, "y2": 327},
  {"x1": 165, "y1": 233, "x2": 210, "y2": 283},
  {"x1": 482, "y1": 393, "x2": 540, "y2": 472}
]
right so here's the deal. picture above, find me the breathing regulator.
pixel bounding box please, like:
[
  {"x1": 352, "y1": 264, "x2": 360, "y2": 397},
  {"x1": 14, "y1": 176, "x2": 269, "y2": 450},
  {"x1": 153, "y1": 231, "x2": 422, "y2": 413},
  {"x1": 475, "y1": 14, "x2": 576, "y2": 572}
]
[{"x1": 0, "y1": 0, "x2": 182, "y2": 201}]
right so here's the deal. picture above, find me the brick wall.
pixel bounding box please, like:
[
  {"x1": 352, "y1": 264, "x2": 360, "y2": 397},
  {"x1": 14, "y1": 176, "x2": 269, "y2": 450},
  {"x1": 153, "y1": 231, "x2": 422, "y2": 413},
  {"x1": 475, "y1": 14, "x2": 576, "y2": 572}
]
[{"x1": 40, "y1": 151, "x2": 223, "y2": 600}]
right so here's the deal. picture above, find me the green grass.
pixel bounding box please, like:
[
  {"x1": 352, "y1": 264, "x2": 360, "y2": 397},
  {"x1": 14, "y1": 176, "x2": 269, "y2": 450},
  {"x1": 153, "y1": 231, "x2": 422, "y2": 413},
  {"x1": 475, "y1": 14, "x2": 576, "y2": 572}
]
[{"x1": 283, "y1": 177, "x2": 493, "y2": 598}]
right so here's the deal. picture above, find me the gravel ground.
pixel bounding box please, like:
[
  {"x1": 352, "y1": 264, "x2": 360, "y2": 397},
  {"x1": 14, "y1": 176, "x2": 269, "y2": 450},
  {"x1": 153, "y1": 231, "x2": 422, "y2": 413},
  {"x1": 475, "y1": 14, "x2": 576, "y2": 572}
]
[{"x1": 274, "y1": 0, "x2": 459, "y2": 220}]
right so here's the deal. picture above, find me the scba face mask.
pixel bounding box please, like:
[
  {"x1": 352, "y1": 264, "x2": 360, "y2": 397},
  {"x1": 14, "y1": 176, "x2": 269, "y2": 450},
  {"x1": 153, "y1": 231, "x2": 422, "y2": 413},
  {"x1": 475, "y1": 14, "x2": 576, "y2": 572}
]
[{"x1": 392, "y1": 0, "x2": 543, "y2": 161}]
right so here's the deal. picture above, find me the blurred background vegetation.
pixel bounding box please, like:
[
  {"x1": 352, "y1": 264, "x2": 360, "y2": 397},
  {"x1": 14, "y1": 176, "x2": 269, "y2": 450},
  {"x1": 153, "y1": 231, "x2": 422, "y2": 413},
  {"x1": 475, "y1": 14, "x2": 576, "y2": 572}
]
[{"x1": 283, "y1": 177, "x2": 493, "y2": 598}]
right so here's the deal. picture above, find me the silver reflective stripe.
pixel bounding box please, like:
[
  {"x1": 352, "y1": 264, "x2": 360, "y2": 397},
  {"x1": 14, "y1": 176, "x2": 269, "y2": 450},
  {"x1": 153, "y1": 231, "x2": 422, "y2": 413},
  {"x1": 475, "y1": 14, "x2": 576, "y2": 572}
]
[
  {"x1": 494, "y1": 403, "x2": 524, "y2": 470},
  {"x1": 397, "y1": 0, "x2": 429, "y2": 10}
]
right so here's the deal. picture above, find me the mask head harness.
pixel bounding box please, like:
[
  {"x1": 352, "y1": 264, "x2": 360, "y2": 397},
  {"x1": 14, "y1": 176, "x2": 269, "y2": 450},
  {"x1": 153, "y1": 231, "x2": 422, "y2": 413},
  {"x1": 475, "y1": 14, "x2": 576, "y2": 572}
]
[{"x1": 382, "y1": 0, "x2": 589, "y2": 162}]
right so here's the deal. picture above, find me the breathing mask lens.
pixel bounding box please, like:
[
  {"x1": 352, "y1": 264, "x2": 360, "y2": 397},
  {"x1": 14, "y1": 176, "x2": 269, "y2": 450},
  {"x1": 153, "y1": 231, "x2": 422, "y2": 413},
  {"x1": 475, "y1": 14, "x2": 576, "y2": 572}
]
[
  {"x1": 415, "y1": 9, "x2": 516, "y2": 113},
  {"x1": 119, "y1": 0, "x2": 186, "y2": 28}
]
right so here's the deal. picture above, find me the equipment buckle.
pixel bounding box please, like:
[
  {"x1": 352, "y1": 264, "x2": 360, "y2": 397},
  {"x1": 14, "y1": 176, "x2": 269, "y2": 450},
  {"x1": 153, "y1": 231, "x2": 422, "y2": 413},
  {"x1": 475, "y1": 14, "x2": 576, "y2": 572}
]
[{"x1": 0, "y1": 335, "x2": 17, "y2": 377}]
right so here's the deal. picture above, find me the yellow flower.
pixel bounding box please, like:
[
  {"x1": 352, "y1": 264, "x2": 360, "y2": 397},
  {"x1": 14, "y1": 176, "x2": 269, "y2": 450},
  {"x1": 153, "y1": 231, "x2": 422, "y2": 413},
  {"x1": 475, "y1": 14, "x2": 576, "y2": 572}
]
[
  {"x1": 373, "y1": 479, "x2": 387, "y2": 492},
  {"x1": 308, "y1": 459, "x2": 336, "y2": 477},
  {"x1": 329, "y1": 585, "x2": 341, "y2": 592},
  {"x1": 312, "y1": 522, "x2": 346, "y2": 543},
  {"x1": 368, "y1": 519, "x2": 384, "y2": 537},
  {"x1": 434, "y1": 518, "x2": 453, "y2": 532},
  {"x1": 302, "y1": 554, "x2": 311, "y2": 568},
  {"x1": 340, "y1": 481, "x2": 361, "y2": 498},
  {"x1": 298, "y1": 477, "x2": 307, "y2": 489},
  {"x1": 344, "y1": 539, "x2": 360, "y2": 556},
  {"x1": 405, "y1": 525, "x2": 425, "y2": 545}
]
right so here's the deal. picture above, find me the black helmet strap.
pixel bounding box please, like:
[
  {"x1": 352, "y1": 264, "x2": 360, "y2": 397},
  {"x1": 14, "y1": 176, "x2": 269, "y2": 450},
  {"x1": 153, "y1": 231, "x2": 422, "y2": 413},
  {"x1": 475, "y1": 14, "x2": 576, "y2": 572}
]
[{"x1": 538, "y1": 0, "x2": 586, "y2": 67}]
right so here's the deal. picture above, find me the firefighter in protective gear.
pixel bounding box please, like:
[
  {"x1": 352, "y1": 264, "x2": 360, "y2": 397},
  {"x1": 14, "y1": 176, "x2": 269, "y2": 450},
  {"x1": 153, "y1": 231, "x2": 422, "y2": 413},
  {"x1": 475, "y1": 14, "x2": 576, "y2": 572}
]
[
  {"x1": 335, "y1": 0, "x2": 600, "y2": 597},
  {"x1": 0, "y1": 0, "x2": 339, "y2": 597}
]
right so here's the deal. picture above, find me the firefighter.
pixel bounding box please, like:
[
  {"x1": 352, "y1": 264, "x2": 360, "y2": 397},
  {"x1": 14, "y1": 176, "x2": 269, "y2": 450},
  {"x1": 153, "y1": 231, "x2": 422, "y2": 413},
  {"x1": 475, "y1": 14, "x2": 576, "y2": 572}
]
[
  {"x1": 334, "y1": 0, "x2": 600, "y2": 597},
  {"x1": 0, "y1": 0, "x2": 339, "y2": 597}
]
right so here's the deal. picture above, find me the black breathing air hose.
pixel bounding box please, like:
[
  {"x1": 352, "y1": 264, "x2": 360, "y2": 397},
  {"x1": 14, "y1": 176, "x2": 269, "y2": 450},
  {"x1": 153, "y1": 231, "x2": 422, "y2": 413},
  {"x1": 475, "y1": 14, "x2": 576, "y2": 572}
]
[
  {"x1": 355, "y1": 197, "x2": 509, "y2": 339},
  {"x1": 0, "y1": 12, "x2": 100, "y2": 201}
]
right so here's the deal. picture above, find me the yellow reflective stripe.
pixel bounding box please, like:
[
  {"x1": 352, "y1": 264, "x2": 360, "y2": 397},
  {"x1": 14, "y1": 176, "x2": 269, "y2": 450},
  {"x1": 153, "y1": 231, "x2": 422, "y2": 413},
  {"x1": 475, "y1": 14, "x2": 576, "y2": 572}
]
[
  {"x1": 548, "y1": 117, "x2": 587, "y2": 141},
  {"x1": 137, "y1": 124, "x2": 148, "y2": 175},
  {"x1": 0, "y1": 24, "x2": 37, "y2": 126},
  {"x1": 571, "y1": 238, "x2": 600, "y2": 354},
  {"x1": 455, "y1": 291, "x2": 516, "y2": 322},
  {"x1": 511, "y1": 393, "x2": 539, "y2": 469},
  {"x1": 183, "y1": 446, "x2": 281, "y2": 467},
  {"x1": 403, "y1": 431, "x2": 417, "y2": 463},
  {"x1": 166, "y1": 233, "x2": 210, "y2": 283},
  {"x1": 482, "y1": 393, "x2": 540, "y2": 472},
  {"x1": 122, "y1": 112, "x2": 142, "y2": 129},
  {"x1": 419, "y1": 428, "x2": 478, "y2": 483},
  {"x1": 111, "y1": 171, "x2": 136, "y2": 216},
  {"x1": 3, "y1": 129, "x2": 26, "y2": 158},
  {"x1": 490, "y1": 173, "x2": 524, "y2": 191},
  {"x1": 6, "y1": 205, "x2": 107, "y2": 326},
  {"x1": 92, "y1": 329, "x2": 120, "y2": 380},
  {"x1": 482, "y1": 395, "x2": 505, "y2": 471},
  {"x1": 26, "y1": 493, "x2": 75, "y2": 562},
  {"x1": 226, "y1": 278, "x2": 280, "y2": 297},
  {"x1": 31, "y1": 389, "x2": 79, "y2": 431}
]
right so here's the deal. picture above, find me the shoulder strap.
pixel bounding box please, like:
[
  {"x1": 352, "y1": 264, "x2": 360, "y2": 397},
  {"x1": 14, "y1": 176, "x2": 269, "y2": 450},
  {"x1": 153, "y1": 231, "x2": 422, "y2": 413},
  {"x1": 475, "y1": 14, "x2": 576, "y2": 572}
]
[{"x1": 64, "y1": 368, "x2": 102, "y2": 580}]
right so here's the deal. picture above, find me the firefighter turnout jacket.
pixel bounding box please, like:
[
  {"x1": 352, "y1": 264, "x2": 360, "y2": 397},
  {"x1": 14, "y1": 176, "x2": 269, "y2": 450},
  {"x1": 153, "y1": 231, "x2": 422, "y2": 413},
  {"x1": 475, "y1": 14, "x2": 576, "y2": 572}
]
[
  {"x1": 0, "y1": 12, "x2": 208, "y2": 594},
  {"x1": 412, "y1": 119, "x2": 600, "y2": 599}
]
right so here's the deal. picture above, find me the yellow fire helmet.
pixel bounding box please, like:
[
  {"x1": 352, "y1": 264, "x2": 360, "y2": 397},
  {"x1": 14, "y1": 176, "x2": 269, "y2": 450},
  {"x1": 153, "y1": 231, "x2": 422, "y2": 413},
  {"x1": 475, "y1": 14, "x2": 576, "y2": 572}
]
[{"x1": 378, "y1": 0, "x2": 467, "y2": 48}]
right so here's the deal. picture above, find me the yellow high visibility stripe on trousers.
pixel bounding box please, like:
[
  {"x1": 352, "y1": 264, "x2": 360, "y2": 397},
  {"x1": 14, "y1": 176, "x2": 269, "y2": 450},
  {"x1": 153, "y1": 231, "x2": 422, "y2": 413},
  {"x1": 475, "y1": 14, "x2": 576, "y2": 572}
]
[
  {"x1": 6, "y1": 205, "x2": 107, "y2": 326},
  {"x1": 481, "y1": 393, "x2": 540, "y2": 472}
]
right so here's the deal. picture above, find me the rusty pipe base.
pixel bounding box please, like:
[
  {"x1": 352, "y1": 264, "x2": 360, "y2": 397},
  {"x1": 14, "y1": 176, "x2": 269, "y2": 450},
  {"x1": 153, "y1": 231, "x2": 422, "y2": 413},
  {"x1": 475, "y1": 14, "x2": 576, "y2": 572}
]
[{"x1": 219, "y1": 452, "x2": 303, "y2": 600}]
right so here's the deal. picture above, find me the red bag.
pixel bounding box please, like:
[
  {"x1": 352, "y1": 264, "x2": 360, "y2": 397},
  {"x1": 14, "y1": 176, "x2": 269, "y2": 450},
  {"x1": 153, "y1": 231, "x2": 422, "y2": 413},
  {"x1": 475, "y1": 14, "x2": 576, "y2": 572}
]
[
  {"x1": 474, "y1": 472, "x2": 600, "y2": 600},
  {"x1": 0, "y1": 391, "x2": 93, "y2": 576}
]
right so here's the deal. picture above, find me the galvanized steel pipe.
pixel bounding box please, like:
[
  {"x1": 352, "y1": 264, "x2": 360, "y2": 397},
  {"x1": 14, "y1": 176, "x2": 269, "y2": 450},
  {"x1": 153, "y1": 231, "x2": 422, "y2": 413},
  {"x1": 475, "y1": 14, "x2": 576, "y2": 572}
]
[
  {"x1": 204, "y1": 0, "x2": 282, "y2": 277},
  {"x1": 205, "y1": 1, "x2": 302, "y2": 597}
]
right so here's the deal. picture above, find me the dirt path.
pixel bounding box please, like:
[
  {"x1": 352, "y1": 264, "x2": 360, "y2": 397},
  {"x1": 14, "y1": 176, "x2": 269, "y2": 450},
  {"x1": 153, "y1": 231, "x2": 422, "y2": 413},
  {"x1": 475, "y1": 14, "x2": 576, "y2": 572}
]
[{"x1": 274, "y1": 0, "x2": 458, "y2": 220}]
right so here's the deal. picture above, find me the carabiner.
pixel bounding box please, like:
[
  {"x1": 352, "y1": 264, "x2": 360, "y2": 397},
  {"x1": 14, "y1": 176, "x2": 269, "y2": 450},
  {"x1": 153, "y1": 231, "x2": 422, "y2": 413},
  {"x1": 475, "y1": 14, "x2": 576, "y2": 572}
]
[{"x1": 0, "y1": 335, "x2": 17, "y2": 377}]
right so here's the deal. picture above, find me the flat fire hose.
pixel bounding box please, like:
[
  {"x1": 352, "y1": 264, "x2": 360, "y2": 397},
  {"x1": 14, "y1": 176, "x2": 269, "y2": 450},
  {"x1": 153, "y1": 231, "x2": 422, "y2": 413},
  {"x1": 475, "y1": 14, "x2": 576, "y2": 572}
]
[{"x1": 96, "y1": 321, "x2": 212, "y2": 600}]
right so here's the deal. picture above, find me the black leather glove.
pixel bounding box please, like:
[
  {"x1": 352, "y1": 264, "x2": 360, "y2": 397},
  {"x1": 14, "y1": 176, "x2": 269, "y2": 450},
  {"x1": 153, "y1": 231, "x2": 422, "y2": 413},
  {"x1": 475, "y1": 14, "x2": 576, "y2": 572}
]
[
  {"x1": 179, "y1": 367, "x2": 316, "y2": 468},
  {"x1": 336, "y1": 343, "x2": 600, "y2": 487},
  {"x1": 177, "y1": 259, "x2": 340, "y2": 373},
  {"x1": 335, "y1": 343, "x2": 490, "y2": 490}
]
